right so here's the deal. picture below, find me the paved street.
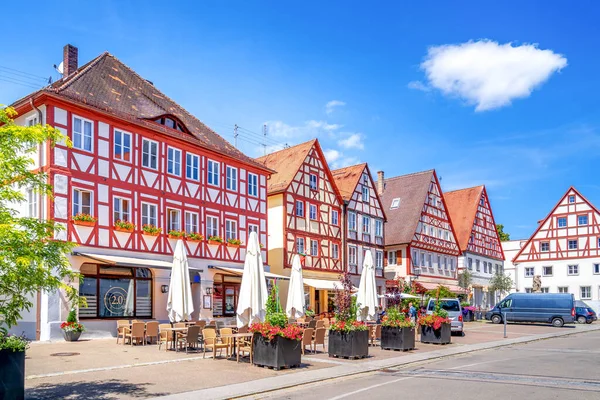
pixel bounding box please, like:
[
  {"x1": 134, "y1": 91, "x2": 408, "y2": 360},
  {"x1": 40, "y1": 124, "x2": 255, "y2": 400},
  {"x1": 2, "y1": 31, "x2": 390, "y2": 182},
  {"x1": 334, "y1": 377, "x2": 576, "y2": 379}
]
[{"x1": 259, "y1": 330, "x2": 600, "y2": 400}]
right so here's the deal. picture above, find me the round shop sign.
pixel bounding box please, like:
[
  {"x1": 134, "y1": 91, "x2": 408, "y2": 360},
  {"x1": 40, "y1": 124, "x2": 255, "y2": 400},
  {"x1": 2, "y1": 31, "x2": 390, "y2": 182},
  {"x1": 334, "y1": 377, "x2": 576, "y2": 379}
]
[{"x1": 103, "y1": 286, "x2": 128, "y2": 315}]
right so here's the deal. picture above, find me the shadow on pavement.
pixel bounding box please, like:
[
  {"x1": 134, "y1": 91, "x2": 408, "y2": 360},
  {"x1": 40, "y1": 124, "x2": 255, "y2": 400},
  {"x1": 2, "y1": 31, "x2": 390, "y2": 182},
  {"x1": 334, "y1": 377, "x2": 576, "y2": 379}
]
[{"x1": 26, "y1": 379, "x2": 167, "y2": 399}]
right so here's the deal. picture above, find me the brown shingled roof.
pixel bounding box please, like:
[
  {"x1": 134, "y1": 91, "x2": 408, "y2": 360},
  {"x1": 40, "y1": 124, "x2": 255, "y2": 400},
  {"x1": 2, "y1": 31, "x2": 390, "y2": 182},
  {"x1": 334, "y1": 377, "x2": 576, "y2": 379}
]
[
  {"x1": 331, "y1": 163, "x2": 367, "y2": 201},
  {"x1": 255, "y1": 139, "x2": 316, "y2": 194},
  {"x1": 13, "y1": 51, "x2": 269, "y2": 172},
  {"x1": 444, "y1": 186, "x2": 484, "y2": 252},
  {"x1": 381, "y1": 170, "x2": 434, "y2": 246}
]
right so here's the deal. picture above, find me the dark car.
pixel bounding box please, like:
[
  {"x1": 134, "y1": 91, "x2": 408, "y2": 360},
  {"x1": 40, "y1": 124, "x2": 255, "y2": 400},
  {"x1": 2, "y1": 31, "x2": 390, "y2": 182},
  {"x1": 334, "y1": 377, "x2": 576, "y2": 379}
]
[
  {"x1": 485, "y1": 293, "x2": 575, "y2": 327},
  {"x1": 574, "y1": 301, "x2": 597, "y2": 324}
]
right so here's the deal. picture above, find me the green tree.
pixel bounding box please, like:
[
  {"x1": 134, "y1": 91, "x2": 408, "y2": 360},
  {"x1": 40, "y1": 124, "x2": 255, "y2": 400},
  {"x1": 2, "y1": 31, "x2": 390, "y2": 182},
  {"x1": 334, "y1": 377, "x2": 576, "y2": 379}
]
[
  {"x1": 0, "y1": 106, "x2": 77, "y2": 335},
  {"x1": 489, "y1": 272, "x2": 513, "y2": 294},
  {"x1": 496, "y1": 224, "x2": 510, "y2": 241},
  {"x1": 457, "y1": 269, "x2": 473, "y2": 290}
]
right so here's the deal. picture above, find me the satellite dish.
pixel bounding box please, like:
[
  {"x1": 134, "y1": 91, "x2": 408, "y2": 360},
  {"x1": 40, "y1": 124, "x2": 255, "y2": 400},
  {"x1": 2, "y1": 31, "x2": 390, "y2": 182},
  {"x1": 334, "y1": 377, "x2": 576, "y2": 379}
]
[{"x1": 53, "y1": 62, "x2": 64, "y2": 75}]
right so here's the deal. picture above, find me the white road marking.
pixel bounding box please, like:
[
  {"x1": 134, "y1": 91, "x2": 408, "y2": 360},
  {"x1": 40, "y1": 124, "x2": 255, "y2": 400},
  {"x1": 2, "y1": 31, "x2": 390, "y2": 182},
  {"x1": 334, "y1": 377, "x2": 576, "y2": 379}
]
[{"x1": 327, "y1": 376, "x2": 419, "y2": 400}]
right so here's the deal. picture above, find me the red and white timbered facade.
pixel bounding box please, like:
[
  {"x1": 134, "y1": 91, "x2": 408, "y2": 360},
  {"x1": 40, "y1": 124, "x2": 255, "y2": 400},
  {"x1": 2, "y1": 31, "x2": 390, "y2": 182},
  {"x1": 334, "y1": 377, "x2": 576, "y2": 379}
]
[{"x1": 512, "y1": 188, "x2": 600, "y2": 311}]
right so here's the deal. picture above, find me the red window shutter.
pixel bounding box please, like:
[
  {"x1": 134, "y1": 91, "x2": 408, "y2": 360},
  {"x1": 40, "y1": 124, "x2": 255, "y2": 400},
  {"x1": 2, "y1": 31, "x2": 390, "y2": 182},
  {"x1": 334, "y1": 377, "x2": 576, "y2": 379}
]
[
  {"x1": 384, "y1": 251, "x2": 388, "y2": 267},
  {"x1": 397, "y1": 249, "x2": 403, "y2": 265}
]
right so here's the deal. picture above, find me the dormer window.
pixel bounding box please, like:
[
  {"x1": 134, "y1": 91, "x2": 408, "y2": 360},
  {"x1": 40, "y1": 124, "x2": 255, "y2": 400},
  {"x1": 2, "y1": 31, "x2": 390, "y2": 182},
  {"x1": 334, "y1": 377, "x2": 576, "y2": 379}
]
[
  {"x1": 153, "y1": 115, "x2": 187, "y2": 133},
  {"x1": 390, "y1": 198, "x2": 400, "y2": 209}
]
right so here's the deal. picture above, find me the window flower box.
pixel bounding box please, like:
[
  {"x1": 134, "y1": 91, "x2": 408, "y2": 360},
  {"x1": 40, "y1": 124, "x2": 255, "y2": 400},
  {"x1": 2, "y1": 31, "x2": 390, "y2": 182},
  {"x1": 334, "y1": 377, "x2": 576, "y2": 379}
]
[
  {"x1": 142, "y1": 225, "x2": 162, "y2": 236},
  {"x1": 167, "y1": 230, "x2": 186, "y2": 239},
  {"x1": 114, "y1": 220, "x2": 135, "y2": 233},
  {"x1": 187, "y1": 233, "x2": 204, "y2": 242},
  {"x1": 207, "y1": 236, "x2": 223, "y2": 245},
  {"x1": 115, "y1": 226, "x2": 134, "y2": 233},
  {"x1": 227, "y1": 238, "x2": 242, "y2": 248},
  {"x1": 72, "y1": 213, "x2": 97, "y2": 227}
]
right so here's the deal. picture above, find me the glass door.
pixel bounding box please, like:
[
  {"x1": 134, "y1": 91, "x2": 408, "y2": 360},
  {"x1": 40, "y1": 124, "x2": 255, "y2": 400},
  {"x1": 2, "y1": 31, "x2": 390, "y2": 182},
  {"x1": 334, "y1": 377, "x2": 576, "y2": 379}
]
[{"x1": 224, "y1": 285, "x2": 238, "y2": 316}]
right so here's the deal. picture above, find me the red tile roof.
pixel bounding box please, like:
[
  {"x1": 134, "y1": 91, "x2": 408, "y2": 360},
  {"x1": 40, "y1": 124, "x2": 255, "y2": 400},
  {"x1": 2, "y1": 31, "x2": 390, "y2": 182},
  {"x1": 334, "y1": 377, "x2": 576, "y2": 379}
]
[
  {"x1": 381, "y1": 170, "x2": 434, "y2": 246},
  {"x1": 331, "y1": 163, "x2": 367, "y2": 201},
  {"x1": 444, "y1": 186, "x2": 484, "y2": 252},
  {"x1": 13, "y1": 52, "x2": 269, "y2": 172}
]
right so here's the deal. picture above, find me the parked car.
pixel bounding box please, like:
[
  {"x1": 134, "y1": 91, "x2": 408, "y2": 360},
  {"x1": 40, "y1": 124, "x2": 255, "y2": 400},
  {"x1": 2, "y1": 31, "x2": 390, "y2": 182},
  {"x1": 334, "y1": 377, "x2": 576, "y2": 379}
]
[
  {"x1": 426, "y1": 298, "x2": 463, "y2": 335},
  {"x1": 485, "y1": 293, "x2": 575, "y2": 327},
  {"x1": 574, "y1": 300, "x2": 597, "y2": 324}
]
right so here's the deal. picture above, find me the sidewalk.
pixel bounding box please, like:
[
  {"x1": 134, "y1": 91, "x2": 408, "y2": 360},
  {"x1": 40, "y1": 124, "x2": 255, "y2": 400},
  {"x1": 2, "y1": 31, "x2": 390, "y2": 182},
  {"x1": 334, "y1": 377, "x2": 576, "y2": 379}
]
[
  {"x1": 24, "y1": 322, "x2": 600, "y2": 399},
  {"x1": 154, "y1": 323, "x2": 600, "y2": 400}
]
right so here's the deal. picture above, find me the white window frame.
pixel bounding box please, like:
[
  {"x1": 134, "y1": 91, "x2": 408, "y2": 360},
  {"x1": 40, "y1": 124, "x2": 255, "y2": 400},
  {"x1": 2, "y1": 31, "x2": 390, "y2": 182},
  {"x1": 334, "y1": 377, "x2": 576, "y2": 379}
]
[
  {"x1": 525, "y1": 267, "x2": 534, "y2": 277},
  {"x1": 296, "y1": 237, "x2": 305, "y2": 254},
  {"x1": 309, "y1": 204, "x2": 317, "y2": 220},
  {"x1": 594, "y1": 264, "x2": 600, "y2": 275},
  {"x1": 185, "y1": 211, "x2": 199, "y2": 234},
  {"x1": 26, "y1": 115, "x2": 39, "y2": 127},
  {"x1": 225, "y1": 219, "x2": 238, "y2": 241},
  {"x1": 568, "y1": 265, "x2": 579, "y2": 276},
  {"x1": 226, "y1": 166, "x2": 238, "y2": 191},
  {"x1": 362, "y1": 216, "x2": 370, "y2": 234},
  {"x1": 557, "y1": 217, "x2": 567, "y2": 228},
  {"x1": 427, "y1": 254, "x2": 432, "y2": 268},
  {"x1": 186, "y1": 153, "x2": 200, "y2": 181},
  {"x1": 310, "y1": 240, "x2": 318, "y2": 256},
  {"x1": 167, "y1": 208, "x2": 181, "y2": 232},
  {"x1": 206, "y1": 215, "x2": 219, "y2": 238},
  {"x1": 309, "y1": 174, "x2": 318, "y2": 191},
  {"x1": 72, "y1": 115, "x2": 93, "y2": 152},
  {"x1": 581, "y1": 286, "x2": 592, "y2": 300},
  {"x1": 207, "y1": 159, "x2": 220, "y2": 187},
  {"x1": 568, "y1": 240, "x2": 578, "y2": 250},
  {"x1": 332, "y1": 243, "x2": 339, "y2": 260},
  {"x1": 558, "y1": 286, "x2": 569, "y2": 293},
  {"x1": 375, "y1": 251, "x2": 383, "y2": 268},
  {"x1": 578, "y1": 215, "x2": 588, "y2": 226},
  {"x1": 569, "y1": 195, "x2": 576, "y2": 203},
  {"x1": 349, "y1": 246, "x2": 357, "y2": 265},
  {"x1": 113, "y1": 197, "x2": 130, "y2": 223},
  {"x1": 28, "y1": 188, "x2": 38, "y2": 218},
  {"x1": 476, "y1": 259, "x2": 480, "y2": 272},
  {"x1": 295, "y1": 200, "x2": 304, "y2": 217},
  {"x1": 542, "y1": 266, "x2": 553, "y2": 277},
  {"x1": 167, "y1": 147, "x2": 182, "y2": 176},
  {"x1": 375, "y1": 219, "x2": 383, "y2": 237},
  {"x1": 468, "y1": 258, "x2": 473, "y2": 270},
  {"x1": 388, "y1": 250, "x2": 397, "y2": 265},
  {"x1": 348, "y1": 212, "x2": 356, "y2": 231},
  {"x1": 248, "y1": 224, "x2": 259, "y2": 234},
  {"x1": 141, "y1": 138, "x2": 158, "y2": 170},
  {"x1": 541, "y1": 242, "x2": 550, "y2": 252},
  {"x1": 141, "y1": 202, "x2": 158, "y2": 227},
  {"x1": 390, "y1": 198, "x2": 400, "y2": 209},
  {"x1": 248, "y1": 173, "x2": 258, "y2": 197},
  {"x1": 113, "y1": 129, "x2": 132, "y2": 162},
  {"x1": 362, "y1": 186, "x2": 369, "y2": 202},
  {"x1": 332, "y1": 210, "x2": 339, "y2": 226},
  {"x1": 73, "y1": 188, "x2": 93, "y2": 216}
]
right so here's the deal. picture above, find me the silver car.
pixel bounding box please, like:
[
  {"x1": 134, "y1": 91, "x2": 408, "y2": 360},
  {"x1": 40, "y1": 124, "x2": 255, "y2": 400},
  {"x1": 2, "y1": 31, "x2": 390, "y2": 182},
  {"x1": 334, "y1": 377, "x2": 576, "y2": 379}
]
[{"x1": 426, "y1": 298, "x2": 464, "y2": 334}]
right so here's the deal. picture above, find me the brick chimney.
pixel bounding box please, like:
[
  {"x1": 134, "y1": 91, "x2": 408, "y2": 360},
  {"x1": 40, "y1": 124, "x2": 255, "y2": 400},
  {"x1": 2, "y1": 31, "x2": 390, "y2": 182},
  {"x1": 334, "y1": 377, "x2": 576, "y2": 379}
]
[
  {"x1": 377, "y1": 170, "x2": 385, "y2": 195},
  {"x1": 63, "y1": 44, "x2": 78, "y2": 77}
]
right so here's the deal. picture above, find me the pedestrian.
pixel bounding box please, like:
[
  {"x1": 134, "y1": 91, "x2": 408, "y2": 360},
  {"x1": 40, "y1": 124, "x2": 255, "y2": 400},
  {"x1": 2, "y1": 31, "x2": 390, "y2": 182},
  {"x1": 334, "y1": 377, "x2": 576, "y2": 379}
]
[{"x1": 409, "y1": 302, "x2": 417, "y2": 324}]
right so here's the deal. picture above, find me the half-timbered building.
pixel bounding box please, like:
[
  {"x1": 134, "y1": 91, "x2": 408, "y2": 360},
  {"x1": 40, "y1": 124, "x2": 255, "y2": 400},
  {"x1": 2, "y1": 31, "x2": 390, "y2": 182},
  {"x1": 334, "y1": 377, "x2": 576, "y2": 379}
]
[
  {"x1": 9, "y1": 45, "x2": 273, "y2": 339},
  {"x1": 512, "y1": 187, "x2": 600, "y2": 312},
  {"x1": 445, "y1": 186, "x2": 505, "y2": 307},
  {"x1": 378, "y1": 170, "x2": 463, "y2": 292},
  {"x1": 256, "y1": 139, "x2": 343, "y2": 315},
  {"x1": 332, "y1": 163, "x2": 386, "y2": 299}
]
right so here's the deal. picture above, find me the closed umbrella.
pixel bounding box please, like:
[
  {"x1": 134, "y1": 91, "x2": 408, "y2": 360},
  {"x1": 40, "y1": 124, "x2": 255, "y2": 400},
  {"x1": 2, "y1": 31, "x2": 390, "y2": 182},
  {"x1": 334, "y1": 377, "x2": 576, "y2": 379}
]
[
  {"x1": 124, "y1": 279, "x2": 135, "y2": 317},
  {"x1": 167, "y1": 240, "x2": 194, "y2": 322},
  {"x1": 286, "y1": 254, "x2": 305, "y2": 319},
  {"x1": 236, "y1": 232, "x2": 268, "y2": 328},
  {"x1": 356, "y1": 250, "x2": 378, "y2": 322}
]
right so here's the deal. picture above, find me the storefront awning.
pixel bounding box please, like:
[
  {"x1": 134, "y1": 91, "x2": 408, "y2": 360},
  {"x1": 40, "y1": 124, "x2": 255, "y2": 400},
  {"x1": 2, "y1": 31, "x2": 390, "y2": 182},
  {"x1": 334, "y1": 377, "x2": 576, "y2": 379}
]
[
  {"x1": 75, "y1": 252, "x2": 188, "y2": 270},
  {"x1": 418, "y1": 281, "x2": 468, "y2": 294},
  {"x1": 209, "y1": 266, "x2": 289, "y2": 280},
  {"x1": 303, "y1": 278, "x2": 354, "y2": 291}
]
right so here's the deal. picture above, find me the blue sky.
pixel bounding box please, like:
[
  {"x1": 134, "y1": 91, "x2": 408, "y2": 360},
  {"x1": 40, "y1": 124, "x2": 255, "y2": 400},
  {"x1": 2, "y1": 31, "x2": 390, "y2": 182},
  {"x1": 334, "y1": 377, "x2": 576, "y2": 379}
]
[{"x1": 2, "y1": 1, "x2": 600, "y2": 240}]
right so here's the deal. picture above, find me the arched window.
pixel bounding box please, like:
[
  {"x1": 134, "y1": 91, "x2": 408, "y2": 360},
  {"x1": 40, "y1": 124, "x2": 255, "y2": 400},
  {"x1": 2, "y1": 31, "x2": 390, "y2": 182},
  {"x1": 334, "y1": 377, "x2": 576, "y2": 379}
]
[
  {"x1": 153, "y1": 115, "x2": 188, "y2": 133},
  {"x1": 78, "y1": 263, "x2": 153, "y2": 319}
]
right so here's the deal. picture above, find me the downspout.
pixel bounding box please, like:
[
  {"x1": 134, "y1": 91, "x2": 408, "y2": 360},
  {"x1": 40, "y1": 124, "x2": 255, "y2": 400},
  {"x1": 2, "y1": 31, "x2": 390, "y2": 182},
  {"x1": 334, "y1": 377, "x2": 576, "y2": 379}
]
[
  {"x1": 342, "y1": 201, "x2": 348, "y2": 275},
  {"x1": 30, "y1": 98, "x2": 44, "y2": 341}
]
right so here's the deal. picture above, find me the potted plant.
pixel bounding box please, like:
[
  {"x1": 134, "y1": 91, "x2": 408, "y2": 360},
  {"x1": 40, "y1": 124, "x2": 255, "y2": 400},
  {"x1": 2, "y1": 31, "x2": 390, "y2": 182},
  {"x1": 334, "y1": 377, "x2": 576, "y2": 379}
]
[
  {"x1": 0, "y1": 333, "x2": 28, "y2": 400},
  {"x1": 418, "y1": 290, "x2": 451, "y2": 345},
  {"x1": 328, "y1": 272, "x2": 369, "y2": 359},
  {"x1": 259, "y1": 243, "x2": 265, "y2": 249},
  {"x1": 250, "y1": 287, "x2": 303, "y2": 370},
  {"x1": 187, "y1": 232, "x2": 204, "y2": 242},
  {"x1": 72, "y1": 213, "x2": 97, "y2": 227},
  {"x1": 61, "y1": 309, "x2": 85, "y2": 342},
  {"x1": 461, "y1": 302, "x2": 476, "y2": 322},
  {"x1": 167, "y1": 229, "x2": 186, "y2": 239},
  {"x1": 114, "y1": 220, "x2": 135, "y2": 233},
  {"x1": 380, "y1": 306, "x2": 416, "y2": 351},
  {"x1": 227, "y1": 238, "x2": 242, "y2": 248},
  {"x1": 207, "y1": 235, "x2": 223, "y2": 245},
  {"x1": 142, "y1": 224, "x2": 162, "y2": 236}
]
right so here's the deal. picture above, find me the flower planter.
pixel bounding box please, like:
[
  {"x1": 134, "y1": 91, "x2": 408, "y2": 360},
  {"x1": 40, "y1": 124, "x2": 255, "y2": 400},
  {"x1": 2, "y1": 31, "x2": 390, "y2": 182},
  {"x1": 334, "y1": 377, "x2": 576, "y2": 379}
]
[
  {"x1": 381, "y1": 326, "x2": 415, "y2": 351},
  {"x1": 73, "y1": 220, "x2": 95, "y2": 227},
  {"x1": 207, "y1": 240, "x2": 222, "y2": 245},
  {"x1": 187, "y1": 238, "x2": 203, "y2": 243},
  {"x1": 0, "y1": 349, "x2": 25, "y2": 400},
  {"x1": 463, "y1": 310, "x2": 475, "y2": 322},
  {"x1": 168, "y1": 234, "x2": 184, "y2": 239},
  {"x1": 328, "y1": 330, "x2": 369, "y2": 359},
  {"x1": 143, "y1": 231, "x2": 160, "y2": 237},
  {"x1": 420, "y1": 323, "x2": 451, "y2": 345},
  {"x1": 227, "y1": 243, "x2": 240, "y2": 248},
  {"x1": 115, "y1": 226, "x2": 134, "y2": 233},
  {"x1": 252, "y1": 333, "x2": 302, "y2": 370},
  {"x1": 62, "y1": 331, "x2": 82, "y2": 342}
]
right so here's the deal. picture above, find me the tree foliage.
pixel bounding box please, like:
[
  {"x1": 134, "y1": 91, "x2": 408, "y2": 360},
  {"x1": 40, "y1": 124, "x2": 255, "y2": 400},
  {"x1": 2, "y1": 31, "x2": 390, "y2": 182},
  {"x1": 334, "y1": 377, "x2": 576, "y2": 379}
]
[
  {"x1": 457, "y1": 269, "x2": 473, "y2": 289},
  {"x1": 0, "y1": 106, "x2": 77, "y2": 334},
  {"x1": 489, "y1": 272, "x2": 513, "y2": 293},
  {"x1": 426, "y1": 285, "x2": 454, "y2": 299},
  {"x1": 496, "y1": 224, "x2": 510, "y2": 241}
]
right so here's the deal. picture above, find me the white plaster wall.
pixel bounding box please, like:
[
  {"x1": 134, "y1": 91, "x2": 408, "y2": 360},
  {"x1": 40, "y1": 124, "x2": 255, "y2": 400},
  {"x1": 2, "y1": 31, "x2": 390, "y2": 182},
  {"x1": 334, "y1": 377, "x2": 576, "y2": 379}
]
[{"x1": 502, "y1": 240, "x2": 527, "y2": 293}]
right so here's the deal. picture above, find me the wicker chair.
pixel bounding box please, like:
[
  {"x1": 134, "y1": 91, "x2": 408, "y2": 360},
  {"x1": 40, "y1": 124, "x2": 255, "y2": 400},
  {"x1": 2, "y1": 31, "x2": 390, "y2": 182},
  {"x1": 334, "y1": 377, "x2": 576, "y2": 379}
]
[
  {"x1": 313, "y1": 328, "x2": 326, "y2": 353},
  {"x1": 302, "y1": 328, "x2": 314, "y2": 354},
  {"x1": 177, "y1": 325, "x2": 201, "y2": 353},
  {"x1": 145, "y1": 321, "x2": 159, "y2": 344},
  {"x1": 203, "y1": 328, "x2": 229, "y2": 360},
  {"x1": 125, "y1": 322, "x2": 145, "y2": 346},
  {"x1": 116, "y1": 320, "x2": 130, "y2": 344}
]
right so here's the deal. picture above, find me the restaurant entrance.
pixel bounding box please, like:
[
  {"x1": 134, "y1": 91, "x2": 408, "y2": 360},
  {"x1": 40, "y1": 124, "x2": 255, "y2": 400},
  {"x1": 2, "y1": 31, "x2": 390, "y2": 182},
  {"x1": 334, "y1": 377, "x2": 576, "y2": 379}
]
[{"x1": 212, "y1": 273, "x2": 241, "y2": 318}]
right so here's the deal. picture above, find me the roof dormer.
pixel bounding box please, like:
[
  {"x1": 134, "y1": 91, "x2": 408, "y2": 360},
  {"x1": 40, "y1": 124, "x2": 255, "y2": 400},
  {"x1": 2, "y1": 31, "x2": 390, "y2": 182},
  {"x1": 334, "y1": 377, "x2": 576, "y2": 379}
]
[{"x1": 152, "y1": 114, "x2": 188, "y2": 133}]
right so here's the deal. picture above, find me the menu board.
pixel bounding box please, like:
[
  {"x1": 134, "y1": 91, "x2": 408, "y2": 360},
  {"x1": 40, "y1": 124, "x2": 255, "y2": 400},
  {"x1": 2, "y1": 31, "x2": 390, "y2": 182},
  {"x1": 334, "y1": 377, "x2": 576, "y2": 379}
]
[{"x1": 212, "y1": 286, "x2": 223, "y2": 316}]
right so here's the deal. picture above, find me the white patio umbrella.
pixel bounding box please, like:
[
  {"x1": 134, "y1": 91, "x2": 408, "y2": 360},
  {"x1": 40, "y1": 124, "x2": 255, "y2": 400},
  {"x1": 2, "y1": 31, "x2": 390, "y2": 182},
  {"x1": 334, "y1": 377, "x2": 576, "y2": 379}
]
[
  {"x1": 124, "y1": 279, "x2": 135, "y2": 317},
  {"x1": 236, "y1": 232, "x2": 268, "y2": 328},
  {"x1": 167, "y1": 240, "x2": 194, "y2": 322},
  {"x1": 356, "y1": 250, "x2": 378, "y2": 322},
  {"x1": 286, "y1": 254, "x2": 305, "y2": 319}
]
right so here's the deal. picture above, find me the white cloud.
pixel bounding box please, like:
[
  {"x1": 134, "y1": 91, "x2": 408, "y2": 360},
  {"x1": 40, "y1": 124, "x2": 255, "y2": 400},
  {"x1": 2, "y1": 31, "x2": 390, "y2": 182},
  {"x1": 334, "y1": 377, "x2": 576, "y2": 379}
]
[
  {"x1": 325, "y1": 100, "x2": 346, "y2": 115},
  {"x1": 330, "y1": 156, "x2": 360, "y2": 170},
  {"x1": 407, "y1": 81, "x2": 430, "y2": 92},
  {"x1": 265, "y1": 120, "x2": 342, "y2": 139},
  {"x1": 338, "y1": 133, "x2": 364, "y2": 150},
  {"x1": 323, "y1": 149, "x2": 341, "y2": 163},
  {"x1": 417, "y1": 40, "x2": 567, "y2": 111}
]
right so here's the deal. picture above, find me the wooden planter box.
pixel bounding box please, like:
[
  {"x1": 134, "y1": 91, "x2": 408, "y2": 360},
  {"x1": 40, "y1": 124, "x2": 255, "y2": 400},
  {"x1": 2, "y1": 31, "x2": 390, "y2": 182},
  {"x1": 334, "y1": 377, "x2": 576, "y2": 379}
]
[
  {"x1": 252, "y1": 333, "x2": 302, "y2": 370},
  {"x1": 168, "y1": 234, "x2": 185, "y2": 239},
  {"x1": 227, "y1": 243, "x2": 240, "y2": 248},
  {"x1": 62, "y1": 331, "x2": 82, "y2": 342},
  {"x1": 381, "y1": 326, "x2": 415, "y2": 351},
  {"x1": 420, "y1": 323, "x2": 451, "y2": 345},
  {"x1": 73, "y1": 220, "x2": 96, "y2": 227},
  {"x1": 328, "y1": 329, "x2": 369, "y2": 359},
  {"x1": 143, "y1": 231, "x2": 160, "y2": 237},
  {"x1": 187, "y1": 238, "x2": 204, "y2": 243},
  {"x1": 0, "y1": 349, "x2": 25, "y2": 400},
  {"x1": 114, "y1": 226, "x2": 134, "y2": 233},
  {"x1": 207, "y1": 240, "x2": 222, "y2": 245}
]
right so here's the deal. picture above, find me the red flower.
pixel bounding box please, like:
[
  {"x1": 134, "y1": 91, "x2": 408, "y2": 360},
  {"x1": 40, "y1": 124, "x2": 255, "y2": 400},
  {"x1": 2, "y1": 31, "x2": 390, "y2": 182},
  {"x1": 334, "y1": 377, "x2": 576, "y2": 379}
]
[{"x1": 249, "y1": 322, "x2": 303, "y2": 341}]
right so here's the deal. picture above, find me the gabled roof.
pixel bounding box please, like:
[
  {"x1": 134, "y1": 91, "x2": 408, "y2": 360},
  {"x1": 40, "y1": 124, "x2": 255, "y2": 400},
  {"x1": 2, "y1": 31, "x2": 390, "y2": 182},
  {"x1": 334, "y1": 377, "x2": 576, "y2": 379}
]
[
  {"x1": 255, "y1": 139, "x2": 316, "y2": 194},
  {"x1": 12, "y1": 52, "x2": 269, "y2": 172},
  {"x1": 381, "y1": 170, "x2": 434, "y2": 246},
  {"x1": 331, "y1": 163, "x2": 367, "y2": 201},
  {"x1": 444, "y1": 186, "x2": 484, "y2": 252}
]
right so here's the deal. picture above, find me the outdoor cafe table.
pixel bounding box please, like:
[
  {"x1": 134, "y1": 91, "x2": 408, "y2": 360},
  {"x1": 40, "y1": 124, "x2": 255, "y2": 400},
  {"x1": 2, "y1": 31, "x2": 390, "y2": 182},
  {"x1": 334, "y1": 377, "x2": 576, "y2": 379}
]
[
  {"x1": 161, "y1": 327, "x2": 188, "y2": 351},
  {"x1": 219, "y1": 332, "x2": 253, "y2": 358}
]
